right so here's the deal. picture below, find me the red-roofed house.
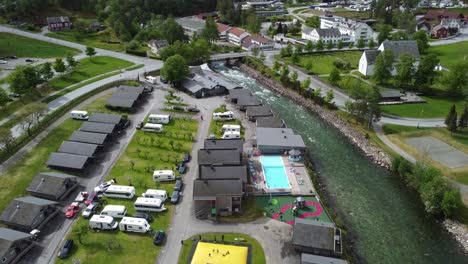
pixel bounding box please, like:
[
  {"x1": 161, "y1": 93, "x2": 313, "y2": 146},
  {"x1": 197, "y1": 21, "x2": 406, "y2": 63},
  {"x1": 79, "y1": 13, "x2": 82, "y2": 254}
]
[
  {"x1": 424, "y1": 10, "x2": 465, "y2": 24},
  {"x1": 217, "y1": 23, "x2": 232, "y2": 41},
  {"x1": 241, "y1": 36, "x2": 253, "y2": 50},
  {"x1": 251, "y1": 35, "x2": 274, "y2": 50},
  {"x1": 227, "y1": 27, "x2": 250, "y2": 46}
]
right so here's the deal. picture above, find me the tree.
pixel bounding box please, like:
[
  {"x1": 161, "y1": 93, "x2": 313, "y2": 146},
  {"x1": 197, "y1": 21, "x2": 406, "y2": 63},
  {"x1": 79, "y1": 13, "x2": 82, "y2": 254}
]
[
  {"x1": 394, "y1": 10, "x2": 417, "y2": 34},
  {"x1": 162, "y1": 17, "x2": 186, "y2": 44},
  {"x1": 301, "y1": 78, "x2": 311, "y2": 90},
  {"x1": 326, "y1": 40, "x2": 333, "y2": 50},
  {"x1": 0, "y1": 128, "x2": 14, "y2": 152},
  {"x1": 169, "y1": 139, "x2": 174, "y2": 150},
  {"x1": 316, "y1": 39, "x2": 324, "y2": 51},
  {"x1": 305, "y1": 16, "x2": 320, "y2": 28},
  {"x1": 445, "y1": 105, "x2": 458, "y2": 134},
  {"x1": 252, "y1": 47, "x2": 260, "y2": 57},
  {"x1": 324, "y1": 90, "x2": 334, "y2": 104},
  {"x1": 0, "y1": 89, "x2": 8, "y2": 109},
  {"x1": 280, "y1": 65, "x2": 290, "y2": 83},
  {"x1": 391, "y1": 31, "x2": 409, "y2": 41},
  {"x1": 458, "y1": 105, "x2": 468, "y2": 130},
  {"x1": 285, "y1": 43, "x2": 293, "y2": 56},
  {"x1": 27, "y1": 103, "x2": 49, "y2": 124},
  {"x1": 201, "y1": 16, "x2": 219, "y2": 42},
  {"x1": 368, "y1": 38, "x2": 375, "y2": 48},
  {"x1": 444, "y1": 62, "x2": 468, "y2": 96},
  {"x1": 441, "y1": 190, "x2": 463, "y2": 218},
  {"x1": 280, "y1": 47, "x2": 288, "y2": 58},
  {"x1": 395, "y1": 53, "x2": 415, "y2": 88},
  {"x1": 40, "y1": 62, "x2": 54, "y2": 81},
  {"x1": 372, "y1": 50, "x2": 394, "y2": 84},
  {"x1": 290, "y1": 71, "x2": 298, "y2": 83},
  {"x1": 345, "y1": 83, "x2": 381, "y2": 128},
  {"x1": 415, "y1": 54, "x2": 439, "y2": 92},
  {"x1": 53, "y1": 58, "x2": 66, "y2": 73},
  {"x1": 357, "y1": 38, "x2": 365, "y2": 48},
  {"x1": 160, "y1": 55, "x2": 189, "y2": 84},
  {"x1": 273, "y1": 60, "x2": 280, "y2": 72},
  {"x1": 191, "y1": 38, "x2": 210, "y2": 64},
  {"x1": 291, "y1": 50, "x2": 299, "y2": 63},
  {"x1": 85, "y1": 46, "x2": 96, "y2": 59},
  {"x1": 377, "y1": 24, "x2": 392, "y2": 44},
  {"x1": 412, "y1": 30, "x2": 429, "y2": 53},
  {"x1": 66, "y1": 53, "x2": 77, "y2": 68},
  {"x1": 246, "y1": 13, "x2": 261, "y2": 34},
  {"x1": 329, "y1": 68, "x2": 341, "y2": 85},
  {"x1": 348, "y1": 42, "x2": 354, "y2": 49},
  {"x1": 305, "y1": 40, "x2": 314, "y2": 52},
  {"x1": 8, "y1": 65, "x2": 40, "y2": 98},
  {"x1": 337, "y1": 40, "x2": 344, "y2": 50}
]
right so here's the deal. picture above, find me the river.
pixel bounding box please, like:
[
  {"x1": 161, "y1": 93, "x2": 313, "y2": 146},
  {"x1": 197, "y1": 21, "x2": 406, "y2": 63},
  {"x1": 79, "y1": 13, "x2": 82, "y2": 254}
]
[{"x1": 214, "y1": 64, "x2": 467, "y2": 264}]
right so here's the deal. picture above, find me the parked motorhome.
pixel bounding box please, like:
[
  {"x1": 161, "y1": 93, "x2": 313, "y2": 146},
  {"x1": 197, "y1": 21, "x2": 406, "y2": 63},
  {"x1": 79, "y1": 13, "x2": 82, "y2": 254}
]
[
  {"x1": 221, "y1": 131, "x2": 241, "y2": 139},
  {"x1": 142, "y1": 123, "x2": 163, "y2": 133},
  {"x1": 213, "y1": 111, "x2": 235, "y2": 121},
  {"x1": 146, "y1": 76, "x2": 157, "y2": 84},
  {"x1": 148, "y1": 114, "x2": 171, "y2": 124},
  {"x1": 119, "y1": 217, "x2": 151, "y2": 233},
  {"x1": 70, "y1": 110, "x2": 89, "y2": 120},
  {"x1": 100, "y1": 205, "x2": 127, "y2": 218},
  {"x1": 104, "y1": 185, "x2": 135, "y2": 199},
  {"x1": 152, "y1": 170, "x2": 175, "y2": 182},
  {"x1": 89, "y1": 215, "x2": 118, "y2": 230},
  {"x1": 134, "y1": 197, "x2": 166, "y2": 212},
  {"x1": 142, "y1": 189, "x2": 168, "y2": 201},
  {"x1": 221, "y1": 124, "x2": 241, "y2": 133}
]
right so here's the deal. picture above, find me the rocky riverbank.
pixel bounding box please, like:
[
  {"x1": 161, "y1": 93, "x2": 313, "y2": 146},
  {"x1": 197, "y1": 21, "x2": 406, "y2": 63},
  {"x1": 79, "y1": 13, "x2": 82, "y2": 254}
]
[
  {"x1": 443, "y1": 219, "x2": 468, "y2": 253},
  {"x1": 239, "y1": 64, "x2": 392, "y2": 169}
]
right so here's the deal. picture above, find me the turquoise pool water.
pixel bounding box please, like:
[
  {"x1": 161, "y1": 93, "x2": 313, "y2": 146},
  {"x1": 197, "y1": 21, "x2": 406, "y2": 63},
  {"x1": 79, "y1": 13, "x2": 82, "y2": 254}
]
[{"x1": 261, "y1": 156, "x2": 291, "y2": 189}]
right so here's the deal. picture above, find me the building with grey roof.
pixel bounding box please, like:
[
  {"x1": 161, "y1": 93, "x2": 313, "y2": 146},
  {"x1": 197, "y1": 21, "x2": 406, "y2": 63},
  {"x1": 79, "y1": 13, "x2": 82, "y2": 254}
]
[
  {"x1": 106, "y1": 85, "x2": 145, "y2": 109},
  {"x1": 57, "y1": 141, "x2": 99, "y2": 157},
  {"x1": 256, "y1": 116, "x2": 285, "y2": 128},
  {"x1": 182, "y1": 64, "x2": 241, "y2": 98},
  {"x1": 0, "y1": 228, "x2": 35, "y2": 264},
  {"x1": 79, "y1": 122, "x2": 116, "y2": 134},
  {"x1": 292, "y1": 218, "x2": 342, "y2": 257},
  {"x1": 176, "y1": 17, "x2": 206, "y2": 37},
  {"x1": 46, "y1": 153, "x2": 92, "y2": 170},
  {"x1": 256, "y1": 127, "x2": 306, "y2": 154},
  {"x1": 26, "y1": 172, "x2": 78, "y2": 201},
  {"x1": 203, "y1": 139, "x2": 244, "y2": 152},
  {"x1": 88, "y1": 112, "x2": 122, "y2": 125},
  {"x1": 199, "y1": 165, "x2": 248, "y2": 183},
  {"x1": 245, "y1": 106, "x2": 273, "y2": 121},
  {"x1": 236, "y1": 95, "x2": 262, "y2": 111},
  {"x1": 228, "y1": 89, "x2": 252, "y2": 104},
  {"x1": 106, "y1": 97, "x2": 136, "y2": 109},
  {"x1": 0, "y1": 197, "x2": 58, "y2": 232},
  {"x1": 68, "y1": 131, "x2": 108, "y2": 145},
  {"x1": 116, "y1": 85, "x2": 144, "y2": 95},
  {"x1": 198, "y1": 149, "x2": 242, "y2": 166},
  {"x1": 193, "y1": 179, "x2": 243, "y2": 217},
  {"x1": 301, "y1": 253, "x2": 347, "y2": 264},
  {"x1": 379, "y1": 90, "x2": 401, "y2": 102}
]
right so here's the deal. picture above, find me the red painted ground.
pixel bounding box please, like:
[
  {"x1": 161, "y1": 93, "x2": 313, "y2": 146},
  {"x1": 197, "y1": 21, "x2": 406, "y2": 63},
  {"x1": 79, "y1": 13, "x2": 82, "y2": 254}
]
[{"x1": 271, "y1": 201, "x2": 323, "y2": 225}]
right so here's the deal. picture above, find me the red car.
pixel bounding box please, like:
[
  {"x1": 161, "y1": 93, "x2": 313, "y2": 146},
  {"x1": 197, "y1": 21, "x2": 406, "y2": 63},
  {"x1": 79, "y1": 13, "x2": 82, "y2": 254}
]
[{"x1": 65, "y1": 202, "x2": 80, "y2": 218}]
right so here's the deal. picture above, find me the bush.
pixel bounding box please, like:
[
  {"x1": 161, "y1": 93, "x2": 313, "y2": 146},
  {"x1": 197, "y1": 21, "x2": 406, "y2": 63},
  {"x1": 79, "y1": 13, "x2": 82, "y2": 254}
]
[{"x1": 333, "y1": 59, "x2": 351, "y2": 70}]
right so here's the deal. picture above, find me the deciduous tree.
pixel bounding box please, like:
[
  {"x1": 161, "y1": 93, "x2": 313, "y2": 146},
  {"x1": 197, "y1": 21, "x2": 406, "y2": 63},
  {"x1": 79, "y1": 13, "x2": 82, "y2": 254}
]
[
  {"x1": 329, "y1": 67, "x2": 341, "y2": 85},
  {"x1": 0, "y1": 127, "x2": 14, "y2": 152},
  {"x1": 316, "y1": 39, "x2": 324, "y2": 51},
  {"x1": 412, "y1": 30, "x2": 429, "y2": 53},
  {"x1": 201, "y1": 16, "x2": 219, "y2": 42},
  {"x1": 444, "y1": 62, "x2": 468, "y2": 96},
  {"x1": 395, "y1": 53, "x2": 415, "y2": 88},
  {"x1": 160, "y1": 55, "x2": 189, "y2": 84},
  {"x1": 66, "y1": 54, "x2": 77, "y2": 68},
  {"x1": 305, "y1": 40, "x2": 314, "y2": 52},
  {"x1": 357, "y1": 38, "x2": 365, "y2": 48},
  {"x1": 415, "y1": 54, "x2": 439, "y2": 92},
  {"x1": 85, "y1": 46, "x2": 96, "y2": 58},
  {"x1": 40, "y1": 62, "x2": 54, "y2": 81},
  {"x1": 445, "y1": 105, "x2": 458, "y2": 134},
  {"x1": 53, "y1": 58, "x2": 66, "y2": 73},
  {"x1": 372, "y1": 50, "x2": 394, "y2": 84}
]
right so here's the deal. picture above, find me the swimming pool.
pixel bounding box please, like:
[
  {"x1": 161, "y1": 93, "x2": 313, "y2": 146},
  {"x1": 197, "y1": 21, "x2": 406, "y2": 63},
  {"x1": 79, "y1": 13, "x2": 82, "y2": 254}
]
[{"x1": 260, "y1": 156, "x2": 291, "y2": 189}]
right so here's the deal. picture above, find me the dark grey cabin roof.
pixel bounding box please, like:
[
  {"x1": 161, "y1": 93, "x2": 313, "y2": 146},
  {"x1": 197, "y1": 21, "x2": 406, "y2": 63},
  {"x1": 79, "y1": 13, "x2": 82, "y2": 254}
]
[
  {"x1": 0, "y1": 228, "x2": 32, "y2": 257},
  {"x1": 245, "y1": 106, "x2": 273, "y2": 118},
  {"x1": 27, "y1": 172, "x2": 77, "y2": 197},
  {"x1": 292, "y1": 218, "x2": 336, "y2": 251},
  {"x1": 256, "y1": 116, "x2": 284, "y2": 128},
  {"x1": 69, "y1": 131, "x2": 108, "y2": 145},
  {"x1": 315, "y1": 28, "x2": 341, "y2": 38},
  {"x1": 237, "y1": 95, "x2": 261, "y2": 107},
  {"x1": 116, "y1": 85, "x2": 144, "y2": 95},
  {"x1": 57, "y1": 141, "x2": 99, "y2": 157},
  {"x1": 363, "y1": 50, "x2": 380, "y2": 64},
  {"x1": 80, "y1": 122, "x2": 116, "y2": 134},
  {"x1": 381, "y1": 40, "x2": 420, "y2": 60},
  {"x1": 301, "y1": 253, "x2": 348, "y2": 264},
  {"x1": 193, "y1": 179, "x2": 242, "y2": 197},
  {"x1": 106, "y1": 97, "x2": 135, "y2": 108},
  {"x1": 46, "y1": 16, "x2": 70, "y2": 23},
  {"x1": 46, "y1": 153, "x2": 90, "y2": 170},
  {"x1": 88, "y1": 112, "x2": 122, "y2": 124},
  {"x1": 198, "y1": 149, "x2": 241, "y2": 165},
  {"x1": 0, "y1": 197, "x2": 57, "y2": 228},
  {"x1": 203, "y1": 139, "x2": 244, "y2": 152},
  {"x1": 256, "y1": 127, "x2": 306, "y2": 149},
  {"x1": 112, "y1": 91, "x2": 140, "y2": 101},
  {"x1": 228, "y1": 89, "x2": 251, "y2": 100},
  {"x1": 379, "y1": 90, "x2": 401, "y2": 98},
  {"x1": 200, "y1": 165, "x2": 247, "y2": 183}
]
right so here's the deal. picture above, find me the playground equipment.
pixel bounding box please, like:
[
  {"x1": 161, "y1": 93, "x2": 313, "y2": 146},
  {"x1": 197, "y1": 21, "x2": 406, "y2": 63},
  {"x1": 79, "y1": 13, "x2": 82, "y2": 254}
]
[{"x1": 294, "y1": 197, "x2": 306, "y2": 209}]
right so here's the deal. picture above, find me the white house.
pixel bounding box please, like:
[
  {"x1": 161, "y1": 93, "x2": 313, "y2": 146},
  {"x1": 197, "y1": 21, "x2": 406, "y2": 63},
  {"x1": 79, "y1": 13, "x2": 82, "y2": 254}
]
[
  {"x1": 217, "y1": 23, "x2": 232, "y2": 41},
  {"x1": 302, "y1": 26, "x2": 342, "y2": 44},
  {"x1": 227, "y1": 27, "x2": 250, "y2": 46},
  {"x1": 320, "y1": 15, "x2": 374, "y2": 44},
  {"x1": 147, "y1": 39, "x2": 169, "y2": 55},
  {"x1": 440, "y1": 18, "x2": 463, "y2": 30},
  {"x1": 242, "y1": 34, "x2": 274, "y2": 50},
  {"x1": 358, "y1": 40, "x2": 421, "y2": 76}
]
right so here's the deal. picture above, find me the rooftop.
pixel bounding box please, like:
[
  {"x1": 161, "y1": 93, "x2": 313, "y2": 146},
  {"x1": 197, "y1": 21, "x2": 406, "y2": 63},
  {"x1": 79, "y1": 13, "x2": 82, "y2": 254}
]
[
  {"x1": 26, "y1": 172, "x2": 77, "y2": 198},
  {"x1": 46, "y1": 152, "x2": 90, "y2": 170},
  {"x1": 176, "y1": 17, "x2": 206, "y2": 32},
  {"x1": 203, "y1": 139, "x2": 244, "y2": 152},
  {"x1": 292, "y1": 218, "x2": 337, "y2": 252},
  {"x1": 236, "y1": 95, "x2": 261, "y2": 107},
  {"x1": 106, "y1": 97, "x2": 136, "y2": 108},
  {"x1": 46, "y1": 16, "x2": 70, "y2": 23},
  {"x1": 193, "y1": 179, "x2": 243, "y2": 197},
  {"x1": 228, "y1": 27, "x2": 248, "y2": 37},
  {"x1": 256, "y1": 116, "x2": 284, "y2": 128},
  {"x1": 199, "y1": 165, "x2": 248, "y2": 183},
  {"x1": 0, "y1": 197, "x2": 57, "y2": 229},
  {"x1": 217, "y1": 23, "x2": 231, "y2": 33},
  {"x1": 0, "y1": 228, "x2": 32, "y2": 258},
  {"x1": 198, "y1": 149, "x2": 242, "y2": 165},
  {"x1": 88, "y1": 112, "x2": 122, "y2": 125},
  {"x1": 69, "y1": 131, "x2": 108, "y2": 145},
  {"x1": 380, "y1": 40, "x2": 420, "y2": 60},
  {"x1": 80, "y1": 122, "x2": 116, "y2": 134},
  {"x1": 256, "y1": 127, "x2": 306, "y2": 149},
  {"x1": 245, "y1": 106, "x2": 273, "y2": 118},
  {"x1": 228, "y1": 89, "x2": 252, "y2": 100},
  {"x1": 57, "y1": 141, "x2": 99, "y2": 157},
  {"x1": 301, "y1": 253, "x2": 347, "y2": 264}
]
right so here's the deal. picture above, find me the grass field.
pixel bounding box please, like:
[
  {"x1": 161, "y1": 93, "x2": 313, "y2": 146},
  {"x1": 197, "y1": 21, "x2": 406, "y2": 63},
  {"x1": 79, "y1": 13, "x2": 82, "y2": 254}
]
[
  {"x1": 0, "y1": 32, "x2": 79, "y2": 58},
  {"x1": 380, "y1": 96, "x2": 465, "y2": 118},
  {"x1": 178, "y1": 233, "x2": 266, "y2": 264},
  {"x1": 60, "y1": 117, "x2": 199, "y2": 263},
  {"x1": 46, "y1": 56, "x2": 133, "y2": 91},
  {"x1": 46, "y1": 29, "x2": 125, "y2": 52},
  {"x1": 428, "y1": 42, "x2": 468, "y2": 70},
  {"x1": 286, "y1": 51, "x2": 362, "y2": 75}
]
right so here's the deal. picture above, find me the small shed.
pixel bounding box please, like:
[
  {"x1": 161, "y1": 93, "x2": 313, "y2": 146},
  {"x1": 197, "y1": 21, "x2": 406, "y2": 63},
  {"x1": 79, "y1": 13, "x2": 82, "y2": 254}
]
[
  {"x1": 26, "y1": 172, "x2": 79, "y2": 201},
  {"x1": 379, "y1": 90, "x2": 401, "y2": 102}
]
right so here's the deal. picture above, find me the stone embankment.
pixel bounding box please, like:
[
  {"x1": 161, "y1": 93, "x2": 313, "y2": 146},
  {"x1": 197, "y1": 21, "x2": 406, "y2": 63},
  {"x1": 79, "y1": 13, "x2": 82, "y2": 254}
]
[
  {"x1": 443, "y1": 219, "x2": 468, "y2": 253},
  {"x1": 239, "y1": 64, "x2": 392, "y2": 169}
]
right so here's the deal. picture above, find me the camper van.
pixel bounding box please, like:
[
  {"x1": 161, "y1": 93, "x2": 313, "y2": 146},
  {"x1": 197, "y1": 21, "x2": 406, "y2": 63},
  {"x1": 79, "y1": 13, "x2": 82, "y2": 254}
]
[
  {"x1": 89, "y1": 215, "x2": 118, "y2": 230},
  {"x1": 152, "y1": 170, "x2": 175, "y2": 182},
  {"x1": 119, "y1": 217, "x2": 151, "y2": 233},
  {"x1": 146, "y1": 76, "x2": 157, "y2": 84},
  {"x1": 142, "y1": 189, "x2": 168, "y2": 201},
  {"x1": 221, "y1": 131, "x2": 241, "y2": 139},
  {"x1": 70, "y1": 110, "x2": 89, "y2": 120},
  {"x1": 100, "y1": 205, "x2": 127, "y2": 218},
  {"x1": 142, "y1": 123, "x2": 163, "y2": 133},
  {"x1": 221, "y1": 124, "x2": 241, "y2": 133},
  {"x1": 213, "y1": 111, "x2": 235, "y2": 121},
  {"x1": 134, "y1": 197, "x2": 166, "y2": 212},
  {"x1": 104, "y1": 185, "x2": 135, "y2": 199},
  {"x1": 148, "y1": 114, "x2": 171, "y2": 124}
]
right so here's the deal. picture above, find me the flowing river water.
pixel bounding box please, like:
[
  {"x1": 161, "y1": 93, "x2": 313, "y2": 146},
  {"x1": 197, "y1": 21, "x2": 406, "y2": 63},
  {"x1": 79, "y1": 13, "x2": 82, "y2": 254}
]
[{"x1": 214, "y1": 64, "x2": 467, "y2": 264}]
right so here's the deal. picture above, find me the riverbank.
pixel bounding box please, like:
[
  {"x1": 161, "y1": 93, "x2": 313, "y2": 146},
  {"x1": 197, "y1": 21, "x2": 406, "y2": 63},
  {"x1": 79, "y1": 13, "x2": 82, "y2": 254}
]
[
  {"x1": 238, "y1": 63, "x2": 392, "y2": 170},
  {"x1": 443, "y1": 219, "x2": 468, "y2": 253}
]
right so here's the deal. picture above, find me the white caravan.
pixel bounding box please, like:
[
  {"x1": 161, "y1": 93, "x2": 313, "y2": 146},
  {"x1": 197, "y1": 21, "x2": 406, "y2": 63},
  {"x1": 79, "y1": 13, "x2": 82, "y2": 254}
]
[
  {"x1": 142, "y1": 189, "x2": 168, "y2": 201},
  {"x1": 100, "y1": 205, "x2": 127, "y2": 218},
  {"x1": 148, "y1": 114, "x2": 171, "y2": 124},
  {"x1": 221, "y1": 124, "x2": 241, "y2": 133},
  {"x1": 152, "y1": 170, "x2": 175, "y2": 182},
  {"x1": 142, "y1": 123, "x2": 163, "y2": 133},
  {"x1": 119, "y1": 217, "x2": 151, "y2": 233},
  {"x1": 104, "y1": 185, "x2": 135, "y2": 199},
  {"x1": 221, "y1": 131, "x2": 241, "y2": 139},
  {"x1": 146, "y1": 76, "x2": 157, "y2": 84},
  {"x1": 70, "y1": 110, "x2": 89, "y2": 120},
  {"x1": 89, "y1": 215, "x2": 118, "y2": 230},
  {"x1": 134, "y1": 197, "x2": 167, "y2": 212},
  {"x1": 213, "y1": 111, "x2": 235, "y2": 121}
]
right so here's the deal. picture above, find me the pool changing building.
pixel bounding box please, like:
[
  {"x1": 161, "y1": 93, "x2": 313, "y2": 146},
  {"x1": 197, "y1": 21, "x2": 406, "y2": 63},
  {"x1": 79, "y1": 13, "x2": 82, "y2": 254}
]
[{"x1": 255, "y1": 128, "x2": 306, "y2": 154}]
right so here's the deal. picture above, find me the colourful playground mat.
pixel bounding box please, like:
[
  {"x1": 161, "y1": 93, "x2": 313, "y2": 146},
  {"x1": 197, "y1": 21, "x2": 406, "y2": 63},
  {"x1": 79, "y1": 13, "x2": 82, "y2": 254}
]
[{"x1": 191, "y1": 242, "x2": 248, "y2": 264}]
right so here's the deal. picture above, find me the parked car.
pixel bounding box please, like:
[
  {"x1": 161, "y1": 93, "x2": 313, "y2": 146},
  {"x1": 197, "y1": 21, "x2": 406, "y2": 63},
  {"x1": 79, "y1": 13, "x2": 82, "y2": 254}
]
[
  {"x1": 25, "y1": 59, "x2": 35, "y2": 63},
  {"x1": 0, "y1": 60, "x2": 7, "y2": 64},
  {"x1": 187, "y1": 106, "x2": 200, "y2": 113},
  {"x1": 82, "y1": 203, "x2": 98, "y2": 218},
  {"x1": 58, "y1": 239, "x2": 73, "y2": 259},
  {"x1": 174, "y1": 177, "x2": 183, "y2": 191},
  {"x1": 133, "y1": 212, "x2": 153, "y2": 222},
  {"x1": 9, "y1": 56, "x2": 17, "y2": 59},
  {"x1": 74, "y1": 191, "x2": 88, "y2": 203},
  {"x1": 160, "y1": 76, "x2": 168, "y2": 84},
  {"x1": 153, "y1": 230, "x2": 166, "y2": 245},
  {"x1": 85, "y1": 192, "x2": 100, "y2": 206},
  {"x1": 176, "y1": 162, "x2": 187, "y2": 174},
  {"x1": 183, "y1": 153, "x2": 191, "y2": 163},
  {"x1": 172, "y1": 105, "x2": 185, "y2": 111},
  {"x1": 65, "y1": 202, "x2": 80, "y2": 218},
  {"x1": 8, "y1": 93, "x2": 20, "y2": 98},
  {"x1": 122, "y1": 119, "x2": 131, "y2": 129},
  {"x1": 136, "y1": 121, "x2": 144, "y2": 130},
  {"x1": 94, "y1": 179, "x2": 116, "y2": 193},
  {"x1": 170, "y1": 191, "x2": 180, "y2": 204}
]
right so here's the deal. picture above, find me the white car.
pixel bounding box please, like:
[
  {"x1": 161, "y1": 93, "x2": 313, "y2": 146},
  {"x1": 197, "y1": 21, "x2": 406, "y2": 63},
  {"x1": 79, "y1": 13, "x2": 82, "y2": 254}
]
[
  {"x1": 94, "y1": 179, "x2": 116, "y2": 193},
  {"x1": 82, "y1": 203, "x2": 98, "y2": 218},
  {"x1": 0, "y1": 60, "x2": 7, "y2": 64}
]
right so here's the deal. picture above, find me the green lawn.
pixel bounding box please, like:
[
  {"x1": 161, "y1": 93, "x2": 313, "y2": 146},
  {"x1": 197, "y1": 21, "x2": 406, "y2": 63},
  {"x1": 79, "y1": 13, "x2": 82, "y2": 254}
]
[
  {"x1": 178, "y1": 233, "x2": 266, "y2": 264},
  {"x1": 0, "y1": 32, "x2": 79, "y2": 58},
  {"x1": 46, "y1": 56, "x2": 133, "y2": 91},
  {"x1": 428, "y1": 42, "x2": 468, "y2": 70},
  {"x1": 380, "y1": 96, "x2": 465, "y2": 118},
  {"x1": 286, "y1": 51, "x2": 362, "y2": 75},
  {"x1": 61, "y1": 117, "x2": 199, "y2": 263},
  {"x1": 46, "y1": 29, "x2": 125, "y2": 52}
]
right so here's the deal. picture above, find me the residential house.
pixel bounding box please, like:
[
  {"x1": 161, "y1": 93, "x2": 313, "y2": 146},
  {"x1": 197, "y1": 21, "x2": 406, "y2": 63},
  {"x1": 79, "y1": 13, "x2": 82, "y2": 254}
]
[
  {"x1": 250, "y1": 35, "x2": 274, "y2": 50},
  {"x1": 358, "y1": 40, "x2": 420, "y2": 76},
  {"x1": 175, "y1": 17, "x2": 205, "y2": 38},
  {"x1": 255, "y1": 127, "x2": 306, "y2": 154},
  {"x1": 217, "y1": 23, "x2": 232, "y2": 41},
  {"x1": 423, "y1": 10, "x2": 465, "y2": 24},
  {"x1": 193, "y1": 179, "x2": 243, "y2": 217},
  {"x1": 203, "y1": 139, "x2": 244, "y2": 152},
  {"x1": 0, "y1": 228, "x2": 35, "y2": 264},
  {"x1": 26, "y1": 172, "x2": 78, "y2": 201},
  {"x1": 245, "y1": 105, "x2": 273, "y2": 121},
  {"x1": 440, "y1": 18, "x2": 462, "y2": 35},
  {"x1": 320, "y1": 15, "x2": 374, "y2": 44},
  {"x1": 431, "y1": 25, "x2": 448, "y2": 38},
  {"x1": 0, "y1": 197, "x2": 58, "y2": 232},
  {"x1": 292, "y1": 218, "x2": 343, "y2": 257},
  {"x1": 227, "y1": 27, "x2": 250, "y2": 46},
  {"x1": 301, "y1": 26, "x2": 342, "y2": 44},
  {"x1": 198, "y1": 149, "x2": 242, "y2": 166},
  {"x1": 242, "y1": 1, "x2": 286, "y2": 17},
  {"x1": 89, "y1": 21, "x2": 106, "y2": 32},
  {"x1": 46, "y1": 16, "x2": 71, "y2": 31},
  {"x1": 147, "y1": 39, "x2": 169, "y2": 55},
  {"x1": 199, "y1": 165, "x2": 248, "y2": 184}
]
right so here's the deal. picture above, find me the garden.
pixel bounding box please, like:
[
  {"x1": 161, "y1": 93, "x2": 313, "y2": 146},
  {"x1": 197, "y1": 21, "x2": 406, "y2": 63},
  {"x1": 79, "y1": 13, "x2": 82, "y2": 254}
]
[
  {"x1": 209, "y1": 104, "x2": 243, "y2": 139},
  {"x1": 46, "y1": 28, "x2": 125, "y2": 52},
  {"x1": 380, "y1": 96, "x2": 465, "y2": 118},
  {"x1": 284, "y1": 51, "x2": 362, "y2": 75}
]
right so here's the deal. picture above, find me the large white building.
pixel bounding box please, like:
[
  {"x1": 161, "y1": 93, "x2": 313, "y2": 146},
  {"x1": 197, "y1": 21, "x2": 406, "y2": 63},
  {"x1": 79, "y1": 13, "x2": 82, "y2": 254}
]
[
  {"x1": 320, "y1": 15, "x2": 374, "y2": 44},
  {"x1": 301, "y1": 25, "x2": 342, "y2": 44}
]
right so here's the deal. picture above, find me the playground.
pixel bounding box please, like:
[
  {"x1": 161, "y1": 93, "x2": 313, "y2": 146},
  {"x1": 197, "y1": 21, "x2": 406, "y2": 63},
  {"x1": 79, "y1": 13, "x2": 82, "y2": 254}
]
[
  {"x1": 257, "y1": 196, "x2": 331, "y2": 225},
  {"x1": 190, "y1": 242, "x2": 249, "y2": 264}
]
